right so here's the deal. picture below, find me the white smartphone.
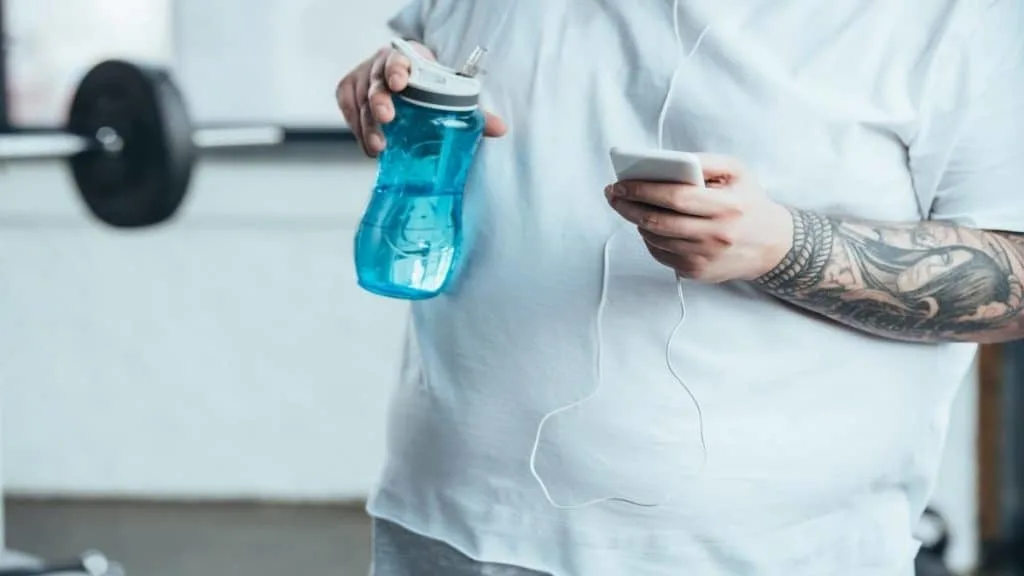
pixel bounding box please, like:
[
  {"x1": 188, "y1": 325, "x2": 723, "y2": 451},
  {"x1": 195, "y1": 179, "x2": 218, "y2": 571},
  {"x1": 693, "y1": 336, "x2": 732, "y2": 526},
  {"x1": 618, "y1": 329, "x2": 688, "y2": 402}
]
[{"x1": 609, "y1": 146, "x2": 705, "y2": 188}]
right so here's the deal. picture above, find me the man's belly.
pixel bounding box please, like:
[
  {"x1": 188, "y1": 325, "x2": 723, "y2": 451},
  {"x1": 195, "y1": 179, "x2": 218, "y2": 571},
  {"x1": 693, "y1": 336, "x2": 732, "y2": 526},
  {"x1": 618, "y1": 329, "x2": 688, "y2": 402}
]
[
  {"x1": 372, "y1": 337, "x2": 941, "y2": 575},
  {"x1": 368, "y1": 222, "x2": 973, "y2": 575}
]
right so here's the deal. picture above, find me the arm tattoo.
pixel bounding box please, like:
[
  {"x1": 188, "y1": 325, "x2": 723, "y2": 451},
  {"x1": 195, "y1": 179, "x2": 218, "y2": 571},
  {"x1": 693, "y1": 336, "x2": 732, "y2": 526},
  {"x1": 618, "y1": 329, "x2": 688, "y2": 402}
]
[
  {"x1": 755, "y1": 209, "x2": 1024, "y2": 343},
  {"x1": 757, "y1": 211, "x2": 834, "y2": 295}
]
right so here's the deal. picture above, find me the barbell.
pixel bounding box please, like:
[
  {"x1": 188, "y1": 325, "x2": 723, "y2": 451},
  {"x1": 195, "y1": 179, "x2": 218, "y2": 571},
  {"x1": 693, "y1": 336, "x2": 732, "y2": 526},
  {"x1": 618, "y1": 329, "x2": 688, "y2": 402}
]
[{"x1": 0, "y1": 60, "x2": 352, "y2": 228}]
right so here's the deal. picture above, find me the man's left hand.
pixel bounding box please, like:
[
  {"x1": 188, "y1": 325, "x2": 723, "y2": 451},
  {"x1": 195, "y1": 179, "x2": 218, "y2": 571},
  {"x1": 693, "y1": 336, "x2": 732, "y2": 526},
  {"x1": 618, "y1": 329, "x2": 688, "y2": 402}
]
[{"x1": 605, "y1": 154, "x2": 795, "y2": 283}]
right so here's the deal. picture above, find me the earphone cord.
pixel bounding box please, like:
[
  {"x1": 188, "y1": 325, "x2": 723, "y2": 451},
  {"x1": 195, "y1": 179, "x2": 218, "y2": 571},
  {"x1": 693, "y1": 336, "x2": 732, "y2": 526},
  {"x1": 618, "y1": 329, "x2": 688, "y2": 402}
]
[
  {"x1": 660, "y1": 10, "x2": 712, "y2": 479},
  {"x1": 528, "y1": 1, "x2": 711, "y2": 510}
]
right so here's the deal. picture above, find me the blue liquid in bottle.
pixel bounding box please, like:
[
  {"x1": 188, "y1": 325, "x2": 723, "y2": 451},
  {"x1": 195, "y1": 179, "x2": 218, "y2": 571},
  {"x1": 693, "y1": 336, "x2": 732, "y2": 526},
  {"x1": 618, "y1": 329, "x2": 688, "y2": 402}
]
[{"x1": 354, "y1": 44, "x2": 487, "y2": 300}]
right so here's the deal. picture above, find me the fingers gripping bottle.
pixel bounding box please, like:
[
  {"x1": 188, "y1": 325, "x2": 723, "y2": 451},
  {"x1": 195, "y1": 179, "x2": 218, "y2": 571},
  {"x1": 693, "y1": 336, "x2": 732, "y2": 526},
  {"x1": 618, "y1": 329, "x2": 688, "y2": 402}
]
[{"x1": 354, "y1": 39, "x2": 488, "y2": 300}]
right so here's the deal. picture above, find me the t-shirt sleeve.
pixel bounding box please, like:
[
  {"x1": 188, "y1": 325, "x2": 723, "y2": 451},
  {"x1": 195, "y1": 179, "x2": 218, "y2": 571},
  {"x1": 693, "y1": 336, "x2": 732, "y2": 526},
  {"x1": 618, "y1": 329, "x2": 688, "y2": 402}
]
[
  {"x1": 387, "y1": 0, "x2": 436, "y2": 43},
  {"x1": 910, "y1": 0, "x2": 1024, "y2": 233}
]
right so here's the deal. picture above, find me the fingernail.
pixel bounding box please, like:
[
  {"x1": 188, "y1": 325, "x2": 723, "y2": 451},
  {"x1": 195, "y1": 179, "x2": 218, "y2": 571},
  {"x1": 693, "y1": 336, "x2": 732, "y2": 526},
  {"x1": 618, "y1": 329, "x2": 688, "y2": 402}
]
[
  {"x1": 613, "y1": 184, "x2": 627, "y2": 197},
  {"x1": 387, "y1": 74, "x2": 402, "y2": 88},
  {"x1": 368, "y1": 133, "x2": 384, "y2": 150},
  {"x1": 373, "y1": 104, "x2": 389, "y2": 120}
]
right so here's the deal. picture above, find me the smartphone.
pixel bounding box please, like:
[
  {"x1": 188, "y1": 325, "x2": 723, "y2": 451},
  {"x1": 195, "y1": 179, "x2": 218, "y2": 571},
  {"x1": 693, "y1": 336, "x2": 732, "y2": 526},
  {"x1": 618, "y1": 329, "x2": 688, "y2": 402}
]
[{"x1": 609, "y1": 146, "x2": 705, "y2": 188}]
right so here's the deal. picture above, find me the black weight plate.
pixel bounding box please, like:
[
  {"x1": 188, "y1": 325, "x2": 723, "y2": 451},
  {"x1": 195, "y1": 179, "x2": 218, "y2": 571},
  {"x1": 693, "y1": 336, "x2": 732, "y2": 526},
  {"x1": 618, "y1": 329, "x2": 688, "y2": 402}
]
[{"x1": 67, "y1": 60, "x2": 195, "y2": 228}]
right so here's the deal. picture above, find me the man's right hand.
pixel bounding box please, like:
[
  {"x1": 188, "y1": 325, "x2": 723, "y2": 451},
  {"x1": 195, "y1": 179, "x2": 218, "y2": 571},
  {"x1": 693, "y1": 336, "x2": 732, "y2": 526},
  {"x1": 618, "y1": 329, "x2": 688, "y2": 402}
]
[{"x1": 336, "y1": 42, "x2": 508, "y2": 158}]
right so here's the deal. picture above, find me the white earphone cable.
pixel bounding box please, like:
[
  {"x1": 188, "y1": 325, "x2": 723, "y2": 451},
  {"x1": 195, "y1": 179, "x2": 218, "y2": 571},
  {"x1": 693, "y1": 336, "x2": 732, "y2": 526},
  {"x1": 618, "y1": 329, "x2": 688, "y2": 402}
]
[{"x1": 528, "y1": 0, "x2": 711, "y2": 510}]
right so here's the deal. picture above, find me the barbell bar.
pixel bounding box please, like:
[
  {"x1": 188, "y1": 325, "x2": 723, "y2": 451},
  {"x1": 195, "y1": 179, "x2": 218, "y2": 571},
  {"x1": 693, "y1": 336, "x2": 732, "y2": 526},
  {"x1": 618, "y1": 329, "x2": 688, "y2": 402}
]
[
  {"x1": 0, "y1": 126, "x2": 286, "y2": 160},
  {"x1": 0, "y1": 60, "x2": 354, "y2": 228}
]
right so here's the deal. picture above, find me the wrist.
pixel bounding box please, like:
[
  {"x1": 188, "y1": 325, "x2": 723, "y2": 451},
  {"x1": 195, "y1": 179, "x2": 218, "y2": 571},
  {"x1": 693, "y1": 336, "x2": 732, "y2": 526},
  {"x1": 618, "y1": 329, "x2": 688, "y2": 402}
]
[
  {"x1": 749, "y1": 202, "x2": 796, "y2": 281},
  {"x1": 754, "y1": 208, "x2": 835, "y2": 294}
]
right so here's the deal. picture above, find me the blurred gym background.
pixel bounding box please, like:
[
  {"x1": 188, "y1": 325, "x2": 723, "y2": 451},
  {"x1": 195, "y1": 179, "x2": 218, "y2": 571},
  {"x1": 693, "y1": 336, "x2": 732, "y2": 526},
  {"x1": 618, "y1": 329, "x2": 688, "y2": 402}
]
[{"x1": 0, "y1": 1, "x2": 1019, "y2": 575}]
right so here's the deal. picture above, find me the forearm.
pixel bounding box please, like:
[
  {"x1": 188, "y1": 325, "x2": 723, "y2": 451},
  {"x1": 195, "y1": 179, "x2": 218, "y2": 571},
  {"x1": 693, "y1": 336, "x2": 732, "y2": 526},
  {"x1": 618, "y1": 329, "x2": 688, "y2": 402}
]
[{"x1": 755, "y1": 209, "x2": 1024, "y2": 343}]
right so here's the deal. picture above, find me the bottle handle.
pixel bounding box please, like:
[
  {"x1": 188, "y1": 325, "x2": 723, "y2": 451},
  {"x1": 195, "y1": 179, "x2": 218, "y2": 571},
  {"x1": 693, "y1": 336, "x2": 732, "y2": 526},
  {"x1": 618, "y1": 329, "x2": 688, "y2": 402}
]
[
  {"x1": 391, "y1": 37, "x2": 488, "y2": 80},
  {"x1": 391, "y1": 38, "x2": 440, "y2": 73}
]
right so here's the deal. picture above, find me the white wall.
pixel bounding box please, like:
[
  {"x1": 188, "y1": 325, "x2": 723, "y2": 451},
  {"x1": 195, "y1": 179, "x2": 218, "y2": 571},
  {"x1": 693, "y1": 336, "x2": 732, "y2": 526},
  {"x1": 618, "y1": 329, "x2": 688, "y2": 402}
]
[
  {"x1": 0, "y1": 151, "x2": 407, "y2": 502},
  {"x1": 1, "y1": 0, "x2": 414, "y2": 505},
  {"x1": 172, "y1": 0, "x2": 401, "y2": 126}
]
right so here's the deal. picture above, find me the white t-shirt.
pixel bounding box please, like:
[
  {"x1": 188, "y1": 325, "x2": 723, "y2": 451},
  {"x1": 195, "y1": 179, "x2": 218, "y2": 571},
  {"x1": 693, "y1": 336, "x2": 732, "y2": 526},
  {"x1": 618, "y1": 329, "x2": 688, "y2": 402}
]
[{"x1": 367, "y1": 1, "x2": 1024, "y2": 575}]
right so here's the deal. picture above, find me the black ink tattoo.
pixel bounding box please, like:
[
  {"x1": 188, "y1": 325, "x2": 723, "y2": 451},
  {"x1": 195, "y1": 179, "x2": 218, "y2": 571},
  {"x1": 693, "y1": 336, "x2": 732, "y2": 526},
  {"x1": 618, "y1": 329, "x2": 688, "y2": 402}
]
[
  {"x1": 755, "y1": 208, "x2": 1024, "y2": 343},
  {"x1": 756, "y1": 210, "x2": 834, "y2": 295}
]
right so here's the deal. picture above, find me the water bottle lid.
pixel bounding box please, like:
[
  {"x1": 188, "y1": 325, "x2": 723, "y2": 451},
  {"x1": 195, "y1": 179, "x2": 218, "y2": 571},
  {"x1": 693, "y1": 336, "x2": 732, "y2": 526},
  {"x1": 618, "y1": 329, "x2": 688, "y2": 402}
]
[{"x1": 392, "y1": 39, "x2": 482, "y2": 111}]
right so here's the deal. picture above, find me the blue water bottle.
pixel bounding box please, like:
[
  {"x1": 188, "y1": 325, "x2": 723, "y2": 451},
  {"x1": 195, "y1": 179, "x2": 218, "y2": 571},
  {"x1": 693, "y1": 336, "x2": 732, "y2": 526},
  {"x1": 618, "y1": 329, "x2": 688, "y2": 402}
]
[{"x1": 354, "y1": 39, "x2": 488, "y2": 300}]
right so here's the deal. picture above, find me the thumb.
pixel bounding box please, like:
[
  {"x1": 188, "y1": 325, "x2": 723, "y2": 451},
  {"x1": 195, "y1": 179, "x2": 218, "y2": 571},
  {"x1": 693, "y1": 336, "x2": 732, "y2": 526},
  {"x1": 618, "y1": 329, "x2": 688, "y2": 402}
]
[
  {"x1": 484, "y1": 112, "x2": 508, "y2": 138},
  {"x1": 696, "y1": 153, "x2": 747, "y2": 185}
]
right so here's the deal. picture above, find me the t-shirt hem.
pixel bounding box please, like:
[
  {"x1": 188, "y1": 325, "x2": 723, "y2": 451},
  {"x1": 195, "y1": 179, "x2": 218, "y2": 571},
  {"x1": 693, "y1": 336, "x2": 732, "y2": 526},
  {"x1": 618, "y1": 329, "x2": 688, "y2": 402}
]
[
  {"x1": 365, "y1": 483, "x2": 918, "y2": 576},
  {"x1": 367, "y1": 484, "x2": 560, "y2": 575}
]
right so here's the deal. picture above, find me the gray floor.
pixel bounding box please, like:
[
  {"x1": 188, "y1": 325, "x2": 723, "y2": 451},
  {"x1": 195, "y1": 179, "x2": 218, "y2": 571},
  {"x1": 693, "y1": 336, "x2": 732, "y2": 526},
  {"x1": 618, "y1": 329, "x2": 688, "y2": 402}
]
[{"x1": 5, "y1": 498, "x2": 372, "y2": 576}]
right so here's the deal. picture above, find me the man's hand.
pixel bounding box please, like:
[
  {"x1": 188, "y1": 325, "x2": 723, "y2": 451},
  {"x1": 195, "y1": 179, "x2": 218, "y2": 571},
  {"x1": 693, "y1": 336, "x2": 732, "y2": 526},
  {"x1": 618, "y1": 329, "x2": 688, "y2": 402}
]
[
  {"x1": 605, "y1": 154, "x2": 793, "y2": 283},
  {"x1": 335, "y1": 42, "x2": 508, "y2": 157}
]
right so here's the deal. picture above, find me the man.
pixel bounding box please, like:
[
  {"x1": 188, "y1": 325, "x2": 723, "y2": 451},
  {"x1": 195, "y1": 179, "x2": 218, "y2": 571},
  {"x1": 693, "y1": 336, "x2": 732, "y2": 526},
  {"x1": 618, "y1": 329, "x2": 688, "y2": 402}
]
[{"x1": 337, "y1": 1, "x2": 1024, "y2": 574}]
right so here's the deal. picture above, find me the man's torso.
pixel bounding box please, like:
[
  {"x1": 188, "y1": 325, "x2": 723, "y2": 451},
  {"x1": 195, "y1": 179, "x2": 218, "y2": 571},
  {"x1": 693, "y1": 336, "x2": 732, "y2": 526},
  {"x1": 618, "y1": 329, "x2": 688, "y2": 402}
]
[{"x1": 369, "y1": 2, "x2": 986, "y2": 574}]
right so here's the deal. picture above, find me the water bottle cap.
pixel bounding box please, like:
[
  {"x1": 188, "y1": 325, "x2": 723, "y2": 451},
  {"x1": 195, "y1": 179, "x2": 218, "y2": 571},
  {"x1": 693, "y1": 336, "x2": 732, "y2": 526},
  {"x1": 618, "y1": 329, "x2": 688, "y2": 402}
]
[{"x1": 391, "y1": 39, "x2": 482, "y2": 111}]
